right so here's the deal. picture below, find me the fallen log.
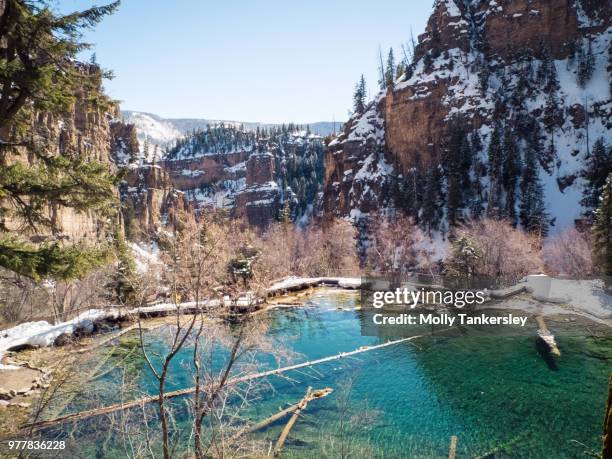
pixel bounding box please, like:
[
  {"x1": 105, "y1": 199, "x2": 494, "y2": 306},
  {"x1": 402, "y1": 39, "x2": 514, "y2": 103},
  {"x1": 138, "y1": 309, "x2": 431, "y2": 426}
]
[
  {"x1": 448, "y1": 435, "x2": 458, "y2": 459},
  {"x1": 231, "y1": 387, "x2": 332, "y2": 444},
  {"x1": 273, "y1": 387, "x2": 312, "y2": 456},
  {"x1": 536, "y1": 315, "x2": 561, "y2": 357},
  {"x1": 23, "y1": 333, "x2": 434, "y2": 431}
]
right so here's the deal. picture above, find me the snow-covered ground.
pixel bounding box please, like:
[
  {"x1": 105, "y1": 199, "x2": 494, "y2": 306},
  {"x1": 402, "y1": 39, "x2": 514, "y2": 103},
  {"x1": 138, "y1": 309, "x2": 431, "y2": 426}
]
[
  {"x1": 0, "y1": 310, "x2": 107, "y2": 369},
  {"x1": 130, "y1": 242, "x2": 162, "y2": 275}
]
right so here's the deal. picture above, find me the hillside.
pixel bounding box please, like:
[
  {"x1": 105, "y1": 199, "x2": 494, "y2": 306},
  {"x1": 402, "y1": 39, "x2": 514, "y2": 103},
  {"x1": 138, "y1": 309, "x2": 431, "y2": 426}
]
[
  {"x1": 322, "y1": 0, "x2": 611, "y2": 239},
  {"x1": 121, "y1": 110, "x2": 342, "y2": 160}
]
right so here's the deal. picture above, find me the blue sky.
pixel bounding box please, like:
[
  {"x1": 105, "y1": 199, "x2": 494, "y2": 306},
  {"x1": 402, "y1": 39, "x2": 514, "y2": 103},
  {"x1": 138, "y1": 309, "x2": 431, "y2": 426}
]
[{"x1": 62, "y1": 1, "x2": 432, "y2": 123}]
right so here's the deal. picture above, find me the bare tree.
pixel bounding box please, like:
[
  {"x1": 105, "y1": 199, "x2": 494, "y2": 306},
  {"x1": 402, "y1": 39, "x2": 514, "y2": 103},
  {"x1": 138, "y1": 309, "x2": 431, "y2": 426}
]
[
  {"x1": 542, "y1": 227, "x2": 594, "y2": 277},
  {"x1": 366, "y1": 211, "x2": 431, "y2": 278},
  {"x1": 257, "y1": 218, "x2": 360, "y2": 280},
  {"x1": 445, "y1": 218, "x2": 543, "y2": 283}
]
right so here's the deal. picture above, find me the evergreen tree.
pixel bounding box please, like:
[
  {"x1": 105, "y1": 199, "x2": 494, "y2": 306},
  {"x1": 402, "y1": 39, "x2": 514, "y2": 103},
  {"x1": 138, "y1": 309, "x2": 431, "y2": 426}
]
[
  {"x1": 487, "y1": 123, "x2": 504, "y2": 217},
  {"x1": 592, "y1": 173, "x2": 612, "y2": 276},
  {"x1": 377, "y1": 47, "x2": 386, "y2": 90},
  {"x1": 0, "y1": 0, "x2": 120, "y2": 280},
  {"x1": 110, "y1": 228, "x2": 138, "y2": 305},
  {"x1": 444, "y1": 236, "x2": 481, "y2": 278},
  {"x1": 519, "y1": 145, "x2": 549, "y2": 237},
  {"x1": 581, "y1": 137, "x2": 612, "y2": 216},
  {"x1": 577, "y1": 38, "x2": 595, "y2": 87},
  {"x1": 353, "y1": 74, "x2": 367, "y2": 114},
  {"x1": 441, "y1": 115, "x2": 471, "y2": 227},
  {"x1": 385, "y1": 48, "x2": 396, "y2": 89},
  {"x1": 421, "y1": 165, "x2": 444, "y2": 234},
  {"x1": 142, "y1": 136, "x2": 150, "y2": 161},
  {"x1": 502, "y1": 127, "x2": 521, "y2": 224}
]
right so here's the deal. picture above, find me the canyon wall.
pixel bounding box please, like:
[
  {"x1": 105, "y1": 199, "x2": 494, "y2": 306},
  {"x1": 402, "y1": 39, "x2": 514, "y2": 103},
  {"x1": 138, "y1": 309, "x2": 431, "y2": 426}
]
[{"x1": 322, "y1": 0, "x2": 611, "y2": 233}]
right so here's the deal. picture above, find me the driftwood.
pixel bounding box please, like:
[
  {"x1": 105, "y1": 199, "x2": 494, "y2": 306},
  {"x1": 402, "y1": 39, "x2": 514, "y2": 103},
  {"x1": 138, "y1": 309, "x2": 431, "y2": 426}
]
[
  {"x1": 230, "y1": 387, "x2": 332, "y2": 444},
  {"x1": 273, "y1": 386, "x2": 312, "y2": 456},
  {"x1": 448, "y1": 435, "x2": 458, "y2": 459},
  {"x1": 73, "y1": 324, "x2": 139, "y2": 354},
  {"x1": 23, "y1": 334, "x2": 431, "y2": 431},
  {"x1": 536, "y1": 315, "x2": 561, "y2": 357}
]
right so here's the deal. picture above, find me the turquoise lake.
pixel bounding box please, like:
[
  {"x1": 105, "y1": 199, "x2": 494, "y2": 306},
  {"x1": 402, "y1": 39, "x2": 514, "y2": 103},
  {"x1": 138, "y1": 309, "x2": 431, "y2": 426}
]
[{"x1": 38, "y1": 290, "x2": 612, "y2": 458}]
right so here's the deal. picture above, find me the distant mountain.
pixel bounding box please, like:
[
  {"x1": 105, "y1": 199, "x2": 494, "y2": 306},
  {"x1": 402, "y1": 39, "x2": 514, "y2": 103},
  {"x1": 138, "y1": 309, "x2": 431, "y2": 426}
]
[{"x1": 121, "y1": 110, "x2": 343, "y2": 159}]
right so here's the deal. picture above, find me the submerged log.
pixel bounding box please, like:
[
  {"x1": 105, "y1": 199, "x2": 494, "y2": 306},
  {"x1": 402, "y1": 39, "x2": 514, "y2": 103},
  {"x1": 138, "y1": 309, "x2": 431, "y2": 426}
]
[
  {"x1": 448, "y1": 435, "x2": 458, "y2": 459},
  {"x1": 536, "y1": 316, "x2": 561, "y2": 357},
  {"x1": 231, "y1": 387, "x2": 332, "y2": 444},
  {"x1": 23, "y1": 334, "x2": 432, "y2": 431},
  {"x1": 273, "y1": 387, "x2": 312, "y2": 456}
]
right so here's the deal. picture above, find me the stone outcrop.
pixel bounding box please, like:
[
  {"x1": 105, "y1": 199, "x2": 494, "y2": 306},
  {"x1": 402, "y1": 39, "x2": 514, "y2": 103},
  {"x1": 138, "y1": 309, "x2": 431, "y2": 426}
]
[
  {"x1": 1, "y1": 63, "x2": 137, "y2": 244},
  {"x1": 120, "y1": 164, "x2": 173, "y2": 237},
  {"x1": 163, "y1": 151, "x2": 249, "y2": 191},
  {"x1": 234, "y1": 152, "x2": 282, "y2": 227}
]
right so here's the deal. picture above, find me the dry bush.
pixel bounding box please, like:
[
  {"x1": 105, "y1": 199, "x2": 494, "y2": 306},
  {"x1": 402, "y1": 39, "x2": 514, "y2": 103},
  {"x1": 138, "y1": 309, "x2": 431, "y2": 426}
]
[
  {"x1": 445, "y1": 218, "x2": 543, "y2": 283},
  {"x1": 365, "y1": 212, "x2": 432, "y2": 275},
  {"x1": 542, "y1": 227, "x2": 594, "y2": 277},
  {"x1": 301, "y1": 218, "x2": 360, "y2": 276},
  {"x1": 256, "y1": 218, "x2": 360, "y2": 281},
  {"x1": 0, "y1": 267, "x2": 114, "y2": 326}
]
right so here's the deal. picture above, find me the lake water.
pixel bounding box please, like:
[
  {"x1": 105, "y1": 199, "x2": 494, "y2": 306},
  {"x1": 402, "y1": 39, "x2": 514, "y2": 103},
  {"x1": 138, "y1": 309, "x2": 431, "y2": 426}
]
[{"x1": 37, "y1": 290, "x2": 612, "y2": 458}]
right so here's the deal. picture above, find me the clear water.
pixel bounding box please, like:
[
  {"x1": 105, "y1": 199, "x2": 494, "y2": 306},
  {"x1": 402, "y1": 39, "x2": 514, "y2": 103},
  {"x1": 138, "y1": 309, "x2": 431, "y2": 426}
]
[{"x1": 35, "y1": 290, "x2": 612, "y2": 458}]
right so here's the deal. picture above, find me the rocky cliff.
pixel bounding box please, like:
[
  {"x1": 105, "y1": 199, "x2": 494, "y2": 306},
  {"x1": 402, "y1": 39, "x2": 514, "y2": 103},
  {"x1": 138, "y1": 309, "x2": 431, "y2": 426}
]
[
  {"x1": 322, "y1": 0, "x2": 611, "y2": 235},
  {"x1": 138, "y1": 125, "x2": 324, "y2": 228},
  {"x1": 1, "y1": 63, "x2": 139, "y2": 244}
]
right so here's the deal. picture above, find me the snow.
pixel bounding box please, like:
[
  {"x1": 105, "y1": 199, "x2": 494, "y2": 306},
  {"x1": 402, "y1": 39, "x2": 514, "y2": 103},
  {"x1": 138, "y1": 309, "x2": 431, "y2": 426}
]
[
  {"x1": 123, "y1": 112, "x2": 183, "y2": 159},
  {"x1": 130, "y1": 242, "x2": 162, "y2": 274},
  {"x1": 268, "y1": 276, "x2": 362, "y2": 293},
  {"x1": 346, "y1": 102, "x2": 385, "y2": 145},
  {"x1": 438, "y1": 0, "x2": 462, "y2": 18},
  {"x1": 181, "y1": 169, "x2": 204, "y2": 177},
  {"x1": 247, "y1": 181, "x2": 280, "y2": 192},
  {"x1": 225, "y1": 161, "x2": 247, "y2": 173},
  {"x1": 0, "y1": 310, "x2": 107, "y2": 369}
]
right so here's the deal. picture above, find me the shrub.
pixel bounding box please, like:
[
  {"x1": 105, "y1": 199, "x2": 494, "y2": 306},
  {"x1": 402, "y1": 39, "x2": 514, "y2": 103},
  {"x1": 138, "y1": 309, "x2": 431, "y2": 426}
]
[
  {"x1": 542, "y1": 227, "x2": 594, "y2": 277},
  {"x1": 444, "y1": 219, "x2": 542, "y2": 283}
]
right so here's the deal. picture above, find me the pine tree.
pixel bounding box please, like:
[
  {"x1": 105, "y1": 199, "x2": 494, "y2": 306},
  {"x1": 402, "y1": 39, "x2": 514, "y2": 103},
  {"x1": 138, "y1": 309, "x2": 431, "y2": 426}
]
[
  {"x1": 502, "y1": 127, "x2": 521, "y2": 224},
  {"x1": 110, "y1": 229, "x2": 138, "y2": 305},
  {"x1": 385, "y1": 48, "x2": 396, "y2": 89},
  {"x1": 592, "y1": 173, "x2": 612, "y2": 276},
  {"x1": 581, "y1": 137, "x2": 612, "y2": 216},
  {"x1": 487, "y1": 123, "x2": 504, "y2": 217},
  {"x1": 0, "y1": 0, "x2": 120, "y2": 280},
  {"x1": 441, "y1": 115, "x2": 471, "y2": 227},
  {"x1": 577, "y1": 38, "x2": 595, "y2": 87},
  {"x1": 142, "y1": 137, "x2": 151, "y2": 161},
  {"x1": 378, "y1": 47, "x2": 387, "y2": 90},
  {"x1": 421, "y1": 165, "x2": 444, "y2": 234},
  {"x1": 353, "y1": 74, "x2": 366, "y2": 114},
  {"x1": 444, "y1": 236, "x2": 481, "y2": 278},
  {"x1": 519, "y1": 145, "x2": 549, "y2": 237}
]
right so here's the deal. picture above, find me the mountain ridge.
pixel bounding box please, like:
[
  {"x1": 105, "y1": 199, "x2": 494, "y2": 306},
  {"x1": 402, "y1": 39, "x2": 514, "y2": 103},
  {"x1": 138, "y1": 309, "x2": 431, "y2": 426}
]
[{"x1": 121, "y1": 110, "x2": 343, "y2": 159}]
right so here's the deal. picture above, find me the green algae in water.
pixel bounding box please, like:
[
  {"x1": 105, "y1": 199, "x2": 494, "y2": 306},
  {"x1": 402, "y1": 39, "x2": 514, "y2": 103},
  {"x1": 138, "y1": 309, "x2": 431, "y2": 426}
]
[{"x1": 36, "y1": 292, "x2": 611, "y2": 458}]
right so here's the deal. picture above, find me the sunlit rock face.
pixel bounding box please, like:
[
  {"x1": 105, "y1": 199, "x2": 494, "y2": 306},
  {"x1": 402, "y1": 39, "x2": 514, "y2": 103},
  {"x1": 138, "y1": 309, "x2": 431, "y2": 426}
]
[
  {"x1": 322, "y1": 0, "x2": 611, "y2": 233},
  {"x1": 235, "y1": 152, "x2": 282, "y2": 228}
]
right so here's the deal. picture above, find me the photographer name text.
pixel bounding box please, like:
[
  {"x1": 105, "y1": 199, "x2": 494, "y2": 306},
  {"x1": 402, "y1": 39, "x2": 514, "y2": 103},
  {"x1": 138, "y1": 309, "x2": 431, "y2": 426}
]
[{"x1": 372, "y1": 313, "x2": 528, "y2": 327}]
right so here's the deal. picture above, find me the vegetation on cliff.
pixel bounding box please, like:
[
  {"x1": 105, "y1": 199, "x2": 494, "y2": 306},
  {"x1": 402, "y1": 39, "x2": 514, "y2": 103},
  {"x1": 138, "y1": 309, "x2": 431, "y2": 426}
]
[{"x1": 0, "y1": 0, "x2": 120, "y2": 280}]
